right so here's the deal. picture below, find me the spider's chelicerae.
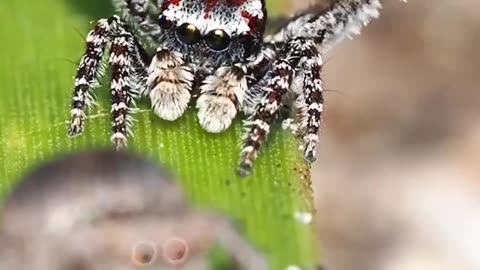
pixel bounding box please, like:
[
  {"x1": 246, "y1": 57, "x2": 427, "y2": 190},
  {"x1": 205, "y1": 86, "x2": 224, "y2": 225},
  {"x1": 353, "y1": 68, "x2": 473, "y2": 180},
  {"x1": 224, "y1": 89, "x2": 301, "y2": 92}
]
[{"x1": 68, "y1": 0, "x2": 390, "y2": 176}]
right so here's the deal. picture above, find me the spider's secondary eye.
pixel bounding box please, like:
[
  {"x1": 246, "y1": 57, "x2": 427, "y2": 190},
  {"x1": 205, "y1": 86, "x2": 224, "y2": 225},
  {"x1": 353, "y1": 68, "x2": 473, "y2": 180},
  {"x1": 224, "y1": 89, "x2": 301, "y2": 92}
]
[
  {"x1": 176, "y1": 23, "x2": 201, "y2": 45},
  {"x1": 205, "y1": 29, "x2": 231, "y2": 51},
  {"x1": 158, "y1": 15, "x2": 172, "y2": 29}
]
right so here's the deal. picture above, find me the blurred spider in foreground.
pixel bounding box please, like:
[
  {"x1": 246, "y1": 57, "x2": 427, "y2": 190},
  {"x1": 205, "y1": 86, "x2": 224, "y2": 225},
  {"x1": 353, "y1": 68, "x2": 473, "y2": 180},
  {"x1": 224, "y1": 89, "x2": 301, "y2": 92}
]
[{"x1": 0, "y1": 151, "x2": 269, "y2": 269}]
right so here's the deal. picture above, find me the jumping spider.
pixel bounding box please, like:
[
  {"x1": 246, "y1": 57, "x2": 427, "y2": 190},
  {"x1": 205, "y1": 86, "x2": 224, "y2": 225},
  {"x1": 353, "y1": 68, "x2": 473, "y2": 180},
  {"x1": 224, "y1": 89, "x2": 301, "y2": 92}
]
[{"x1": 68, "y1": 0, "x2": 386, "y2": 176}]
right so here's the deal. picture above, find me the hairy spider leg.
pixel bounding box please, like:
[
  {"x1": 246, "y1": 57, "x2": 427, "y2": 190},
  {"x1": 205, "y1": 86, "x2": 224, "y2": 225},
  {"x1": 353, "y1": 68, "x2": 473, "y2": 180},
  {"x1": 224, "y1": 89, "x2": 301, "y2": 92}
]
[
  {"x1": 294, "y1": 40, "x2": 324, "y2": 163},
  {"x1": 238, "y1": 38, "x2": 323, "y2": 176},
  {"x1": 236, "y1": 0, "x2": 388, "y2": 174},
  {"x1": 242, "y1": 43, "x2": 277, "y2": 115},
  {"x1": 68, "y1": 16, "x2": 148, "y2": 148},
  {"x1": 109, "y1": 33, "x2": 139, "y2": 148},
  {"x1": 238, "y1": 46, "x2": 295, "y2": 176},
  {"x1": 68, "y1": 18, "x2": 112, "y2": 137},
  {"x1": 267, "y1": 0, "x2": 383, "y2": 50}
]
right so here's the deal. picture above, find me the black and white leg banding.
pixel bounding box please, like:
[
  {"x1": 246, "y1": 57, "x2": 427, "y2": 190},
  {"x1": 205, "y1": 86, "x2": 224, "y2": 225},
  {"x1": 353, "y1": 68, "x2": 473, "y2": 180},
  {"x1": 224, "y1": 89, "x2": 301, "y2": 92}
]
[
  {"x1": 294, "y1": 42, "x2": 324, "y2": 163},
  {"x1": 242, "y1": 44, "x2": 277, "y2": 116},
  {"x1": 238, "y1": 59, "x2": 294, "y2": 176},
  {"x1": 109, "y1": 34, "x2": 138, "y2": 149},
  {"x1": 238, "y1": 38, "x2": 324, "y2": 176},
  {"x1": 68, "y1": 16, "x2": 148, "y2": 148},
  {"x1": 68, "y1": 18, "x2": 111, "y2": 137},
  {"x1": 267, "y1": 0, "x2": 383, "y2": 50}
]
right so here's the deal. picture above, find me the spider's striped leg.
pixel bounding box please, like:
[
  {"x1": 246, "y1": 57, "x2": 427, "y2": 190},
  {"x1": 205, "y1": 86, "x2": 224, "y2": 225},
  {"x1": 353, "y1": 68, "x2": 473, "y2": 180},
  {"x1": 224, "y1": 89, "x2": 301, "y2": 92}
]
[
  {"x1": 267, "y1": 0, "x2": 383, "y2": 49},
  {"x1": 238, "y1": 38, "x2": 324, "y2": 176},
  {"x1": 68, "y1": 16, "x2": 148, "y2": 148},
  {"x1": 246, "y1": 43, "x2": 277, "y2": 85},
  {"x1": 242, "y1": 43, "x2": 277, "y2": 116},
  {"x1": 68, "y1": 17, "x2": 115, "y2": 137},
  {"x1": 238, "y1": 59, "x2": 294, "y2": 176},
  {"x1": 295, "y1": 41, "x2": 324, "y2": 163},
  {"x1": 109, "y1": 34, "x2": 139, "y2": 149}
]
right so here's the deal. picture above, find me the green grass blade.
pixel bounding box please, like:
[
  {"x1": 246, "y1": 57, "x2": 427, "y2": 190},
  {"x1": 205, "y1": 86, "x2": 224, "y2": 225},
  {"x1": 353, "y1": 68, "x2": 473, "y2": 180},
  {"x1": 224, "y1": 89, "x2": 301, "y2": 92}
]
[{"x1": 0, "y1": 0, "x2": 319, "y2": 269}]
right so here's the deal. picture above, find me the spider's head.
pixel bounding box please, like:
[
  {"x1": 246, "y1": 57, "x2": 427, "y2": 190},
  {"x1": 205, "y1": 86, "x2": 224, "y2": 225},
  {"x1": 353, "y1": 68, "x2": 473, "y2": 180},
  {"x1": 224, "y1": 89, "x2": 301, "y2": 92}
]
[{"x1": 158, "y1": 0, "x2": 267, "y2": 67}]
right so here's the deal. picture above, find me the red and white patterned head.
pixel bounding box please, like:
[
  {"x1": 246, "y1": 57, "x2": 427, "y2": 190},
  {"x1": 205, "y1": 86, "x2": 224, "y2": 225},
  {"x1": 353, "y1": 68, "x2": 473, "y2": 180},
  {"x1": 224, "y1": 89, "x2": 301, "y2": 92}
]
[
  {"x1": 158, "y1": 0, "x2": 267, "y2": 65},
  {"x1": 161, "y1": 0, "x2": 266, "y2": 36}
]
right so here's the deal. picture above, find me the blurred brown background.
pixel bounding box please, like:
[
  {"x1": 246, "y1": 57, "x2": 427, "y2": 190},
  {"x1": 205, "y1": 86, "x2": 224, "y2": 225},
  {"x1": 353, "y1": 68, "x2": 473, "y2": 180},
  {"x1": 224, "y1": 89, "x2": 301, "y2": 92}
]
[{"x1": 289, "y1": 1, "x2": 480, "y2": 270}]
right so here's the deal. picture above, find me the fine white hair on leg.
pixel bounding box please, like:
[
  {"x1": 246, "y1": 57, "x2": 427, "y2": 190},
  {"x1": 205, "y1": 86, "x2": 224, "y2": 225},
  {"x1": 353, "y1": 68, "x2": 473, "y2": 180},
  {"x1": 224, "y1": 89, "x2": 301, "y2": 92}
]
[
  {"x1": 109, "y1": 33, "x2": 140, "y2": 149},
  {"x1": 238, "y1": 38, "x2": 324, "y2": 175},
  {"x1": 296, "y1": 58, "x2": 324, "y2": 163},
  {"x1": 267, "y1": 0, "x2": 384, "y2": 50},
  {"x1": 68, "y1": 18, "x2": 112, "y2": 137},
  {"x1": 146, "y1": 48, "x2": 194, "y2": 121},
  {"x1": 238, "y1": 59, "x2": 294, "y2": 176},
  {"x1": 243, "y1": 44, "x2": 277, "y2": 116},
  {"x1": 68, "y1": 16, "x2": 147, "y2": 141},
  {"x1": 196, "y1": 64, "x2": 247, "y2": 133}
]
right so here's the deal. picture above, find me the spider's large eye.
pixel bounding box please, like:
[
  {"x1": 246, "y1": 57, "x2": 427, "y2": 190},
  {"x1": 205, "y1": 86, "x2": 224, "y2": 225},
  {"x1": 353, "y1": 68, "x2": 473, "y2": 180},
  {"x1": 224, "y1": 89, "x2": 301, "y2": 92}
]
[
  {"x1": 176, "y1": 23, "x2": 201, "y2": 45},
  {"x1": 205, "y1": 29, "x2": 231, "y2": 51}
]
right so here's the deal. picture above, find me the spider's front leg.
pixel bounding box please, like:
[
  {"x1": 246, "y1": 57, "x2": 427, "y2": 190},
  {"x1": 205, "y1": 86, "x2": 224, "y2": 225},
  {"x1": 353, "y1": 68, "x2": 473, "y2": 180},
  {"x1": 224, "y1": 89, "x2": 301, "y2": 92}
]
[
  {"x1": 238, "y1": 39, "x2": 324, "y2": 176},
  {"x1": 237, "y1": 59, "x2": 294, "y2": 176},
  {"x1": 68, "y1": 16, "x2": 148, "y2": 149},
  {"x1": 295, "y1": 42, "x2": 324, "y2": 163}
]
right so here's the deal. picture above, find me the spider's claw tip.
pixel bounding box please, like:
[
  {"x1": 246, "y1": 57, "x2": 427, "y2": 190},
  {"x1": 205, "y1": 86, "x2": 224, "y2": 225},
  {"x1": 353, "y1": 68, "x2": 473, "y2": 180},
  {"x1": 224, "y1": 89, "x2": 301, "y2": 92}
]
[
  {"x1": 111, "y1": 133, "x2": 128, "y2": 151},
  {"x1": 236, "y1": 163, "x2": 253, "y2": 177},
  {"x1": 114, "y1": 142, "x2": 128, "y2": 151},
  {"x1": 114, "y1": 142, "x2": 127, "y2": 151},
  {"x1": 67, "y1": 128, "x2": 83, "y2": 138},
  {"x1": 303, "y1": 153, "x2": 317, "y2": 164}
]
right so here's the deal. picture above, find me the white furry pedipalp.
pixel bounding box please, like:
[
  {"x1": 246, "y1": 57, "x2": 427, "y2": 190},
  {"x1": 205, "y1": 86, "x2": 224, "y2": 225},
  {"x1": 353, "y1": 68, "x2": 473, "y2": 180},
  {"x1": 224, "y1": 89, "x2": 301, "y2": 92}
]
[
  {"x1": 196, "y1": 66, "x2": 247, "y2": 133},
  {"x1": 146, "y1": 50, "x2": 194, "y2": 121}
]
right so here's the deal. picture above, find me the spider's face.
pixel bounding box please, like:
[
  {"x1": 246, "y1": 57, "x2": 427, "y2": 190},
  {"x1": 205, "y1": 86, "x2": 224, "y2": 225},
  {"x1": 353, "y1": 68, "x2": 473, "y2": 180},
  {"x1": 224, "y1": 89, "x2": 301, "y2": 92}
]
[{"x1": 158, "y1": 0, "x2": 266, "y2": 68}]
